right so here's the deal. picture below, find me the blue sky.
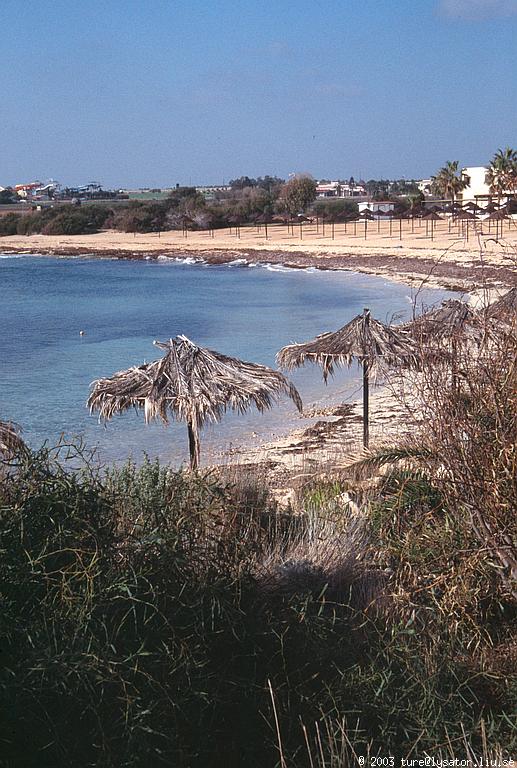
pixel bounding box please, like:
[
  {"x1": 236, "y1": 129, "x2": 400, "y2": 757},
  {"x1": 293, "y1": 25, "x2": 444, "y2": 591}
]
[{"x1": 1, "y1": 0, "x2": 516, "y2": 187}]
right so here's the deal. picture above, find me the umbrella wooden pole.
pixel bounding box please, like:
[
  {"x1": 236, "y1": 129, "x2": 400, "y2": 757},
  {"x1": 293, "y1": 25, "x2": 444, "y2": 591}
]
[
  {"x1": 187, "y1": 419, "x2": 201, "y2": 470},
  {"x1": 332, "y1": 221, "x2": 335, "y2": 240},
  {"x1": 362, "y1": 359, "x2": 369, "y2": 449}
]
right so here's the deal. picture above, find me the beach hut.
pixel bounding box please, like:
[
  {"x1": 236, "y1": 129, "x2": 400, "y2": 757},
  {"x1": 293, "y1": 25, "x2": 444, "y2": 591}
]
[
  {"x1": 276, "y1": 308, "x2": 415, "y2": 448},
  {"x1": 88, "y1": 336, "x2": 302, "y2": 470}
]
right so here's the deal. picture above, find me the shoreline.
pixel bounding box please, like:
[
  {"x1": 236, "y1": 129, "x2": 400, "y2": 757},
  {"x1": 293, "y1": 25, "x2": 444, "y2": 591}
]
[
  {"x1": 2, "y1": 233, "x2": 515, "y2": 488},
  {"x1": 1, "y1": 227, "x2": 516, "y2": 292}
]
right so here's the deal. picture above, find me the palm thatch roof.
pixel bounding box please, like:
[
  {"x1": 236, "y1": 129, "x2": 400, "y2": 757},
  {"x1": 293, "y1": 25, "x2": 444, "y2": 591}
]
[
  {"x1": 404, "y1": 299, "x2": 480, "y2": 344},
  {"x1": 0, "y1": 420, "x2": 25, "y2": 458},
  {"x1": 454, "y1": 209, "x2": 477, "y2": 220},
  {"x1": 89, "y1": 335, "x2": 302, "y2": 424},
  {"x1": 485, "y1": 286, "x2": 517, "y2": 319},
  {"x1": 485, "y1": 209, "x2": 509, "y2": 220},
  {"x1": 88, "y1": 335, "x2": 302, "y2": 468},
  {"x1": 276, "y1": 309, "x2": 416, "y2": 382}
]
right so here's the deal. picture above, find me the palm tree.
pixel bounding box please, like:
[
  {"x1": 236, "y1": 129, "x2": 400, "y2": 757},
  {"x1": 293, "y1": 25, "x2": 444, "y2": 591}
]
[
  {"x1": 486, "y1": 147, "x2": 517, "y2": 203},
  {"x1": 430, "y1": 160, "x2": 467, "y2": 203}
]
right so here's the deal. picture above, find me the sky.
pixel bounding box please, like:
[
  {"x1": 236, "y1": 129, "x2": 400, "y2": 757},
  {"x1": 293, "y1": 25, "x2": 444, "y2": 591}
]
[{"x1": 1, "y1": 0, "x2": 516, "y2": 187}]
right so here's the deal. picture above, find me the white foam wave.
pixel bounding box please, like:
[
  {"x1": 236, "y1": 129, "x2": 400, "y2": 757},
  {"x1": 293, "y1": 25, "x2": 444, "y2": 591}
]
[{"x1": 226, "y1": 258, "x2": 249, "y2": 267}]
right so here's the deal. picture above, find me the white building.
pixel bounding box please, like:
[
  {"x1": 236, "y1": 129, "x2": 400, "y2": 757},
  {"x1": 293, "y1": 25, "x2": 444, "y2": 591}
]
[
  {"x1": 358, "y1": 201, "x2": 395, "y2": 219},
  {"x1": 460, "y1": 166, "x2": 491, "y2": 203},
  {"x1": 417, "y1": 179, "x2": 432, "y2": 196},
  {"x1": 316, "y1": 180, "x2": 366, "y2": 198}
]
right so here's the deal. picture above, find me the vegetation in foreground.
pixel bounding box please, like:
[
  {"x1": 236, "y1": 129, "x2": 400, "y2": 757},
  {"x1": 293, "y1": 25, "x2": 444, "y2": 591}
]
[{"x1": 1, "y1": 324, "x2": 516, "y2": 767}]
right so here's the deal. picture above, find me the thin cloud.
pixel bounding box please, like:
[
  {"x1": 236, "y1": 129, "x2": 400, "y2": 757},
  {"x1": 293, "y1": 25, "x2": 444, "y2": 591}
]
[{"x1": 438, "y1": 0, "x2": 517, "y2": 19}]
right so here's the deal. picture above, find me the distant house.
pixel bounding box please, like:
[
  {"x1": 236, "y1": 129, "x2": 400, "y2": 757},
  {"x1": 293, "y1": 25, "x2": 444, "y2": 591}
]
[
  {"x1": 14, "y1": 182, "x2": 42, "y2": 199},
  {"x1": 196, "y1": 185, "x2": 231, "y2": 200},
  {"x1": 417, "y1": 179, "x2": 432, "y2": 196},
  {"x1": 316, "y1": 180, "x2": 366, "y2": 198},
  {"x1": 316, "y1": 181, "x2": 341, "y2": 198},
  {"x1": 460, "y1": 166, "x2": 492, "y2": 203}
]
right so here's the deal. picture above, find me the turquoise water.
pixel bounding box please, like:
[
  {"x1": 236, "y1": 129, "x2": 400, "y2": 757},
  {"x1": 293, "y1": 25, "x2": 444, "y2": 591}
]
[{"x1": 0, "y1": 254, "x2": 456, "y2": 466}]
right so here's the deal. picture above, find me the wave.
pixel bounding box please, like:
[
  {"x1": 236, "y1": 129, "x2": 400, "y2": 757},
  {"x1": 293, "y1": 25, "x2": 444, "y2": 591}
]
[
  {"x1": 0, "y1": 252, "x2": 29, "y2": 259},
  {"x1": 173, "y1": 255, "x2": 205, "y2": 265},
  {"x1": 226, "y1": 258, "x2": 249, "y2": 267},
  {"x1": 265, "y1": 264, "x2": 295, "y2": 273}
]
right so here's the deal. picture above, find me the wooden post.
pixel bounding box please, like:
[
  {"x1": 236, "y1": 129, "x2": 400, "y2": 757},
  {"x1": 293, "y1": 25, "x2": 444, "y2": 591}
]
[
  {"x1": 399, "y1": 217, "x2": 402, "y2": 240},
  {"x1": 331, "y1": 221, "x2": 335, "y2": 240},
  {"x1": 187, "y1": 419, "x2": 201, "y2": 470},
  {"x1": 362, "y1": 308, "x2": 370, "y2": 449},
  {"x1": 362, "y1": 358, "x2": 369, "y2": 449},
  {"x1": 364, "y1": 220, "x2": 367, "y2": 239}
]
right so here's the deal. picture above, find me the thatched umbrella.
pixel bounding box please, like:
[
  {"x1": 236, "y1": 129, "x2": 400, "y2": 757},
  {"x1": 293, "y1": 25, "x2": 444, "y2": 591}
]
[
  {"x1": 277, "y1": 308, "x2": 415, "y2": 448},
  {"x1": 485, "y1": 286, "x2": 517, "y2": 320},
  {"x1": 406, "y1": 299, "x2": 478, "y2": 343},
  {"x1": 0, "y1": 420, "x2": 25, "y2": 459},
  {"x1": 485, "y1": 207, "x2": 509, "y2": 240},
  {"x1": 405, "y1": 299, "x2": 484, "y2": 386},
  {"x1": 422, "y1": 210, "x2": 443, "y2": 240},
  {"x1": 256, "y1": 212, "x2": 272, "y2": 239},
  {"x1": 455, "y1": 209, "x2": 477, "y2": 220},
  {"x1": 88, "y1": 336, "x2": 302, "y2": 470},
  {"x1": 463, "y1": 201, "x2": 484, "y2": 213}
]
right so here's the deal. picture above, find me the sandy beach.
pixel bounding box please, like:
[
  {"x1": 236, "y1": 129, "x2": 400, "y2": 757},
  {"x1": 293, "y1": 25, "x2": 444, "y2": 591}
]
[{"x1": 1, "y1": 219, "x2": 517, "y2": 291}]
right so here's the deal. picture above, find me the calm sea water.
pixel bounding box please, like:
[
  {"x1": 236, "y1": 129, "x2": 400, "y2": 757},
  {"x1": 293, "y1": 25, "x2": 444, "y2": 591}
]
[{"x1": 0, "y1": 254, "x2": 456, "y2": 466}]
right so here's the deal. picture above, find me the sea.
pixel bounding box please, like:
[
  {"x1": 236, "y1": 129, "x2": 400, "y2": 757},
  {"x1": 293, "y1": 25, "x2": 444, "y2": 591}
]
[{"x1": 0, "y1": 253, "x2": 458, "y2": 467}]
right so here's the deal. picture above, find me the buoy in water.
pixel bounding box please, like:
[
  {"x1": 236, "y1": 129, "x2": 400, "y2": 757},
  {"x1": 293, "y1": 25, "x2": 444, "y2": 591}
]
[{"x1": 79, "y1": 330, "x2": 85, "y2": 336}]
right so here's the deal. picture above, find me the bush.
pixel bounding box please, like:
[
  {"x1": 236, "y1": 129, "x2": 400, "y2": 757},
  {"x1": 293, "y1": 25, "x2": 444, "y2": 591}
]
[
  {"x1": 12, "y1": 204, "x2": 112, "y2": 236},
  {"x1": 1, "y1": 444, "x2": 516, "y2": 767},
  {"x1": 0, "y1": 213, "x2": 21, "y2": 236}
]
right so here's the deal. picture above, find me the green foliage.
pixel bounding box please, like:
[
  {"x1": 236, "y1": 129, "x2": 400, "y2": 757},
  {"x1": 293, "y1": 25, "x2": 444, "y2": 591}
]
[
  {"x1": 430, "y1": 160, "x2": 467, "y2": 201},
  {"x1": 12, "y1": 204, "x2": 112, "y2": 236},
  {"x1": 0, "y1": 212, "x2": 21, "y2": 236},
  {"x1": 0, "y1": 448, "x2": 515, "y2": 766},
  {"x1": 313, "y1": 198, "x2": 359, "y2": 220},
  {"x1": 278, "y1": 174, "x2": 317, "y2": 215},
  {"x1": 486, "y1": 147, "x2": 517, "y2": 196},
  {"x1": 0, "y1": 187, "x2": 19, "y2": 204}
]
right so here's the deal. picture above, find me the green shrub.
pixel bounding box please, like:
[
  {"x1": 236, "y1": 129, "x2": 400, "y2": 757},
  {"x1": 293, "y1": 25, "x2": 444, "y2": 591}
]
[
  {"x1": 0, "y1": 213, "x2": 21, "y2": 236},
  {"x1": 0, "y1": 448, "x2": 515, "y2": 767}
]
